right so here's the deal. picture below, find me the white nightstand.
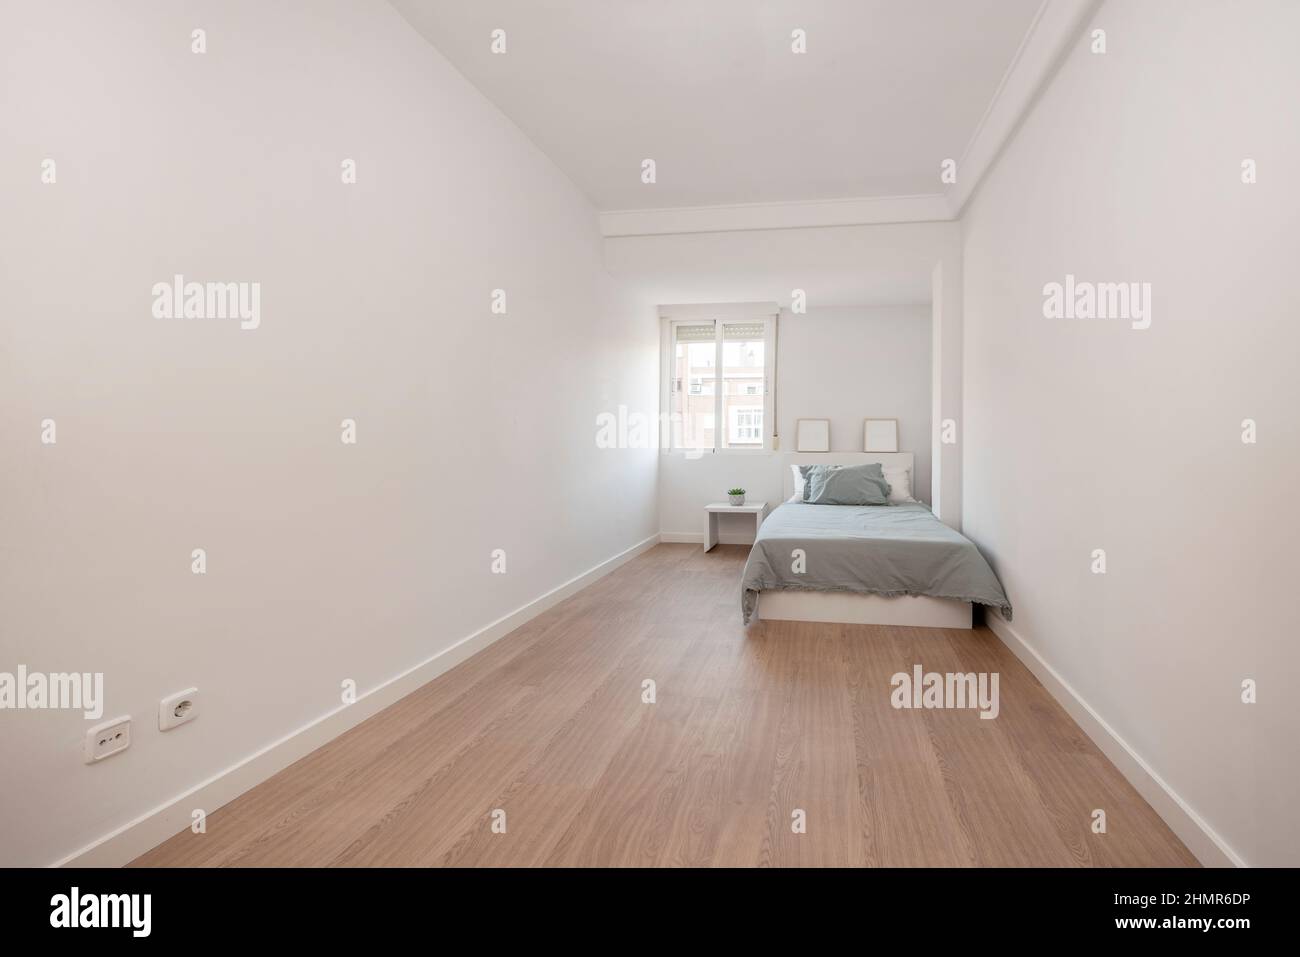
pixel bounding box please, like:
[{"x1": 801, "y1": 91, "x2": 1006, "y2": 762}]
[{"x1": 703, "y1": 502, "x2": 767, "y2": 552}]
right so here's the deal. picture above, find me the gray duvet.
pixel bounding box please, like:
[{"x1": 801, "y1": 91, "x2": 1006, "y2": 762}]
[{"x1": 740, "y1": 502, "x2": 1012, "y2": 625}]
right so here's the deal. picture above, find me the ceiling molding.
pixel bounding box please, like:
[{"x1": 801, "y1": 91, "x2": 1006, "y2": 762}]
[
  {"x1": 599, "y1": 0, "x2": 1100, "y2": 237},
  {"x1": 944, "y1": 0, "x2": 1102, "y2": 216},
  {"x1": 600, "y1": 194, "x2": 951, "y2": 238}
]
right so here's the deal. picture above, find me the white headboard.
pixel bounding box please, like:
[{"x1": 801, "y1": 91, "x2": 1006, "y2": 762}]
[{"x1": 782, "y1": 452, "x2": 914, "y2": 501}]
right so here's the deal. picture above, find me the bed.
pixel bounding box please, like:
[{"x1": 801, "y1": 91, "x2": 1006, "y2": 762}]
[{"x1": 742, "y1": 453, "x2": 1012, "y2": 629}]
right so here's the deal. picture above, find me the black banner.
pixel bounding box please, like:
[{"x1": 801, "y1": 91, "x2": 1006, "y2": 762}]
[{"x1": 0, "y1": 866, "x2": 1278, "y2": 943}]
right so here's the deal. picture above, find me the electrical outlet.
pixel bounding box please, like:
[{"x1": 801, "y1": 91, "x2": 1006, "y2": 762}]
[
  {"x1": 159, "y1": 688, "x2": 199, "y2": 731},
  {"x1": 84, "y1": 716, "x2": 131, "y2": 764}
]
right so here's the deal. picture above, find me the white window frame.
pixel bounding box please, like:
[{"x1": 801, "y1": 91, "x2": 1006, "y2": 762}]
[{"x1": 660, "y1": 304, "x2": 777, "y2": 454}]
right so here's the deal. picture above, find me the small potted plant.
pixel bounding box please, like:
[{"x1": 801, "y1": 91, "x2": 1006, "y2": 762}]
[{"x1": 727, "y1": 487, "x2": 746, "y2": 506}]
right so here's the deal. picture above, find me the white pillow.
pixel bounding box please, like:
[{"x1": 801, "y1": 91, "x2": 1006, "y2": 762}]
[
  {"x1": 789, "y1": 464, "x2": 807, "y2": 501},
  {"x1": 881, "y1": 465, "x2": 917, "y2": 504}
]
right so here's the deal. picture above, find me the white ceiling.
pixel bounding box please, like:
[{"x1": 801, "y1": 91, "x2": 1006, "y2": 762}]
[{"x1": 392, "y1": 0, "x2": 1045, "y2": 211}]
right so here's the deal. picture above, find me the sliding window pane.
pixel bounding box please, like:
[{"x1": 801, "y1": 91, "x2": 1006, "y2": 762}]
[
  {"x1": 720, "y1": 323, "x2": 764, "y2": 449},
  {"x1": 672, "y1": 323, "x2": 716, "y2": 450}
]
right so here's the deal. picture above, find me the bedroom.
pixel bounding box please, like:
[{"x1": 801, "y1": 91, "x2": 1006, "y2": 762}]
[{"x1": 1, "y1": 0, "x2": 1295, "y2": 936}]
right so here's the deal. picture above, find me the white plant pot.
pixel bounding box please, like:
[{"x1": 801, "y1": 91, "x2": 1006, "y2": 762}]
[{"x1": 729, "y1": 494, "x2": 745, "y2": 506}]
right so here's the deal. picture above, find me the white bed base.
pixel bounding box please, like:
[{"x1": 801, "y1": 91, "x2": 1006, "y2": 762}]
[
  {"x1": 760, "y1": 451, "x2": 973, "y2": 629},
  {"x1": 756, "y1": 590, "x2": 973, "y2": 629}
]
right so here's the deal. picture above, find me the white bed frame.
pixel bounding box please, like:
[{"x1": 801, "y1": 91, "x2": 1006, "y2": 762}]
[{"x1": 754, "y1": 452, "x2": 973, "y2": 629}]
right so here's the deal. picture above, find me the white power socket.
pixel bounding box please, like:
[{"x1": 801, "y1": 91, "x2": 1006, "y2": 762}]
[
  {"x1": 84, "y1": 716, "x2": 131, "y2": 764},
  {"x1": 159, "y1": 688, "x2": 199, "y2": 731}
]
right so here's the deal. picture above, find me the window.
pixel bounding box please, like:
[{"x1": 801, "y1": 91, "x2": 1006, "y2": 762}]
[
  {"x1": 729, "y1": 407, "x2": 763, "y2": 443},
  {"x1": 665, "y1": 313, "x2": 775, "y2": 452}
]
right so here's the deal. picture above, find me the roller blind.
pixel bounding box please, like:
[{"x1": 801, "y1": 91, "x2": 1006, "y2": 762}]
[
  {"x1": 722, "y1": 322, "x2": 766, "y2": 340},
  {"x1": 676, "y1": 321, "x2": 766, "y2": 341},
  {"x1": 674, "y1": 323, "x2": 715, "y2": 342}
]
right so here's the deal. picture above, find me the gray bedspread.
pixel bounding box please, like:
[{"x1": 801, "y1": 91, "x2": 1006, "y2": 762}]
[{"x1": 740, "y1": 502, "x2": 1012, "y2": 624}]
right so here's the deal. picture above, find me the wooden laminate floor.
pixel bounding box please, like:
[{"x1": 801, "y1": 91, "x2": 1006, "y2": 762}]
[{"x1": 133, "y1": 544, "x2": 1198, "y2": 867}]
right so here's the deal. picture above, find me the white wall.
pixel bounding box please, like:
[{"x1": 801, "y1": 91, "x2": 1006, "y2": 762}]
[
  {"x1": 961, "y1": 0, "x2": 1299, "y2": 866},
  {"x1": 659, "y1": 305, "x2": 932, "y2": 543},
  {"x1": 0, "y1": 0, "x2": 658, "y2": 867}
]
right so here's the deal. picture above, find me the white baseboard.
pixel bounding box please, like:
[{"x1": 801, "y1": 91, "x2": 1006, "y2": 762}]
[
  {"x1": 54, "y1": 533, "x2": 661, "y2": 868},
  {"x1": 660, "y1": 531, "x2": 756, "y2": 546},
  {"x1": 660, "y1": 531, "x2": 702, "y2": 543},
  {"x1": 984, "y1": 611, "x2": 1244, "y2": 868}
]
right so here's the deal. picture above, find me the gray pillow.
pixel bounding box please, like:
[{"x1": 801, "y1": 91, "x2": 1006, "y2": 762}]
[
  {"x1": 803, "y1": 463, "x2": 891, "y2": 506},
  {"x1": 795, "y1": 462, "x2": 889, "y2": 501},
  {"x1": 799, "y1": 462, "x2": 884, "y2": 501}
]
